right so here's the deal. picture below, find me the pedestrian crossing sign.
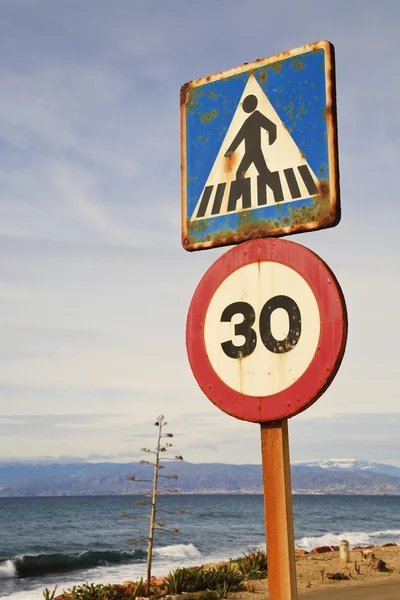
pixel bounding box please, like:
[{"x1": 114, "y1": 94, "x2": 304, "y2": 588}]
[{"x1": 181, "y1": 40, "x2": 340, "y2": 252}]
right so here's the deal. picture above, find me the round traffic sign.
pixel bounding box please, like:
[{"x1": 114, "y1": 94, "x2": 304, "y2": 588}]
[{"x1": 186, "y1": 238, "x2": 347, "y2": 422}]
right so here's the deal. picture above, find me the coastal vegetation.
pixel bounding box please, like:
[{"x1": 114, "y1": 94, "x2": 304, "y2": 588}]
[
  {"x1": 42, "y1": 544, "x2": 400, "y2": 600},
  {"x1": 43, "y1": 549, "x2": 266, "y2": 600}
]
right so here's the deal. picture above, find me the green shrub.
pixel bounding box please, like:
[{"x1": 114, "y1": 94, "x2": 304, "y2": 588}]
[
  {"x1": 165, "y1": 567, "x2": 187, "y2": 595},
  {"x1": 215, "y1": 581, "x2": 235, "y2": 599},
  {"x1": 61, "y1": 580, "x2": 143, "y2": 600},
  {"x1": 63, "y1": 583, "x2": 101, "y2": 600},
  {"x1": 43, "y1": 587, "x2": 57, "y2": 600},
  {"x1": 235, "y1": 549, "x2": 268, "y2": 580},
  {"x1": 164, "y1": 564, "x2": 243, "y2": 595},
  {"x1": 165, "y1": 566, "x2": 208, "y2": 594},
  {"x1": 208, "y1": 564, "x2": 243, "y2": 590}
]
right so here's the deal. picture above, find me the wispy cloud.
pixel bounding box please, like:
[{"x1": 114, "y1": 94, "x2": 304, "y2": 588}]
[
  {"x1": 52, "y1": 163, "x2": 136, "y2": 244},
  {"x1": 0, "y1": 0, "x2": 399, "y2": 464}
]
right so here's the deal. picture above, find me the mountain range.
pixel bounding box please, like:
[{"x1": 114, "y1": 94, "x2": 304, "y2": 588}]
[{"x1": 1, "y1": 459, "x2": 400, "y2": 496}]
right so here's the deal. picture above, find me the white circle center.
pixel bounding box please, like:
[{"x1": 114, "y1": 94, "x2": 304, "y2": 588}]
[
  {"x1": 270, "y1": 308, "x2": 290, "y2": 341},
  {"x1": 204, "y1": 262, "x2": 321, "y2": 396}
]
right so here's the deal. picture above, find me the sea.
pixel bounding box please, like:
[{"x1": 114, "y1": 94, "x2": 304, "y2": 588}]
[{"x1": 1, "y1": 495, "x2": 400, "y2": 600}]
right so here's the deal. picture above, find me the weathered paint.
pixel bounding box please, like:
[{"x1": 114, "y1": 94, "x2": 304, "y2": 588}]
[
  {"x1": 186, "y1": 238, "x2": 347, "y2": 423},
  {"x1": 204, "y1": 261, "x2": 321, "y2": 396},
  {"x1": 181, "y1": 40, "x2": 340, "y2": 252}
]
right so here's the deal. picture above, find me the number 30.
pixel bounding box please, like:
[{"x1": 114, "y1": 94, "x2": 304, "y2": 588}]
[{"x1": 220, "y1": 295, "x2": 301, "y2": 359}]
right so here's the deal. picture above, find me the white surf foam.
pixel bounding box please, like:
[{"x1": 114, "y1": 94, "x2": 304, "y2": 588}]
[
  {"x1": 0, "y1": 559, "x2": 17, "y2": 579},
  {"x1": 0, "y1": 545, "x2": 203, "y2": 600},
  {"x1": 296, "y1": 529, "x2": 400, "y2": 550},
  {"x1": 154, "y1": 543, "x2": 201, "y2": 558}
]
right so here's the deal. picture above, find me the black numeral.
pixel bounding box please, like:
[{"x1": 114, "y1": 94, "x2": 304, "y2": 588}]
[
  {"x1": 220, "y1": 302, "x2": 257, "y2": 358},
  {"x1": 259, "y1": 295, "x2": 301, "y2": 353},
  {"x1": 221, "y1": 296, "x2": 301, "y2": 358}
]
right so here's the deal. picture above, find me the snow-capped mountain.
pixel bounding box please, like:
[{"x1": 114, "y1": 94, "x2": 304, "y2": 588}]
[{"x1": 292, "y1": 459, "x2": 400, "y2": 478}]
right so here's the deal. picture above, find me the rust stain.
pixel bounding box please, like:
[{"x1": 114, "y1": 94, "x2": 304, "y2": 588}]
[
  {"x1": 322, "y1": 102, "x2": 333, "y2": 124},
  {"x1": 187, "y1": 216, "x2": 209, "y2": 233},
  {"x1": 182, "y1": 40, "x2": 333, "y2": 90},
  {"x1": 181, "y1": 41, "x2": 341, "y2": 253},
  {"x1": 200, "y1": 109, "x2": 218, "y2": 122},
  {"x1": 272, "y1": 50, "x2": 290, "y2": 60},
  {"x1": 184, "y1": 192, "x2": 332, "y2": 251},
  {"x1": 270, "y1": 61, "x2": 282, "y2": 73},
  {"x1": 238, "y1": 355, "x2": 243, "y2": 394},
  {"x1": 180, "y1": 81, "x2": 193, "y2": 106},
  {"x1": 259, "y1": 70, "x2": 267, "y2": 82},
  {"x1": 224, "y1": 152, "x2": 238, "y2": 175},
  {"x1": 317, "y1": 179, "x2": 330, "y2": 197}
]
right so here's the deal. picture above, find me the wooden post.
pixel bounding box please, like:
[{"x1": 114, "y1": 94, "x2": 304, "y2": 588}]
[{"x1": 260, "y1": 420, "x2": 298, "y2": 600}]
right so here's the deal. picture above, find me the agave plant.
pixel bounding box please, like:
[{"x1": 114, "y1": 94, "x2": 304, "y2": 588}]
[{"x1": 235, "y1": 548, "x2": 268, "y2": 579}]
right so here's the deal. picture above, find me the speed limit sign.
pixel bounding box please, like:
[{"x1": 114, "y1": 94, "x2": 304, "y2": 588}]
[{"x1": 186, "y1": 238, "x2": 347, "y2": 422}]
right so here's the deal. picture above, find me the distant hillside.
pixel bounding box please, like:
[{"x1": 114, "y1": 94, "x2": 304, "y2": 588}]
[
  {"x1": 0, "y1": 460, "x2": 400, "y2": 496},
  {"x1": 292, "y1": 459, "x2": 400, "y2": 478}
]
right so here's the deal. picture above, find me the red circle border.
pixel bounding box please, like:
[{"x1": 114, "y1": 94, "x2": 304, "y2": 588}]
[{"x1": 186, "y1": 238, "x2": 348, "y2": 423}]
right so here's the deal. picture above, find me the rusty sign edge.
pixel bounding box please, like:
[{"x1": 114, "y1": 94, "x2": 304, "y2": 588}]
[
  {"x1": 180, "y1": 40, "x2": 332, "y2": 102},
  {"x1": 181, "y1": 40, "x2": 340, "y2": 252}
]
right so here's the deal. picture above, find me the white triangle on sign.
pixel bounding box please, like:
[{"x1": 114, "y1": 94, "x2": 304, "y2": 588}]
[{"x1": 191, "y1": 75, "x2": 320, "y2": 222}]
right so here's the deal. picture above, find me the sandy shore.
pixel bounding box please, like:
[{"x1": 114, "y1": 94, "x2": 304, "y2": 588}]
[
  {"x1": 57, "y1": 545, "x2": 400, "y2": 600},
  {"x1": 229, "y1": 577, "x2": 400, "y2": 599},
  {"x1": 226, "y1": 545, "x2": 400, "y2": 598},
  {"x1": 301, "y1": 579, "x2": 400, "y2": 599}
]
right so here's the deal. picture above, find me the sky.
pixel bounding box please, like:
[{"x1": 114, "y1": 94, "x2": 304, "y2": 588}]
[{"x1": 0, "y1": 0, "x2": 399, "y2": 466}]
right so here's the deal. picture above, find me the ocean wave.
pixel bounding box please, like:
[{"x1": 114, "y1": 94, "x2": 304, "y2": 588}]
[
  {"x1": 296, "y1": 529, "x2": 400, "y2": 550},
  {"x1": 0, "y1": 544, "x2": 202, "y2": 580},
  {"x1": 0, "y1": 559, "x2": 16, "y2": 579},
  {"x1": 0, "y1": 549, "x2": 146, "y2": 579},
  {"x1": 154, "y1": 543, "x2": 201, "y2": 559}
]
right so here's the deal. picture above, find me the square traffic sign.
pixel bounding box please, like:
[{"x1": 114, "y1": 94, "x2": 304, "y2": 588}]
[{"x1": 181, "y1": 41, "x2": 339, "y2": 252}]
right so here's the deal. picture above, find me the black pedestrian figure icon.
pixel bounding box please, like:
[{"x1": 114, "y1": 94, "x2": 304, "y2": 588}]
[
  {"x1": 224, "y1": 94, "x2": 277, "y2": 180},
  {"x1": 194, "y1": 89, "x2": 320, "y2": 219}
]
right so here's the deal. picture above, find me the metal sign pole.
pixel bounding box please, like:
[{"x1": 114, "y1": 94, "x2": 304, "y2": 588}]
[{"x1": 260, "y1": 420, "x2": 298, "y2": 600}]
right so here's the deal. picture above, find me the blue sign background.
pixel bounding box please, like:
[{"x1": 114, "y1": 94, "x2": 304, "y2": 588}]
[{"x1": 182, "y1": 44, "x2": 339, "y2": 251}]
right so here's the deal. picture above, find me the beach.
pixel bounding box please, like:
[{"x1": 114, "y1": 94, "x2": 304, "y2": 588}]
[
  {"x1": 51, "y1": 545, "x2": 400, "y2": 599},
  {"x1": 220, "y1": 545, "x2": 400, "y2": 599},
  {"x1": 303, "y1": 579, "x2": 400, "y2": 599}
]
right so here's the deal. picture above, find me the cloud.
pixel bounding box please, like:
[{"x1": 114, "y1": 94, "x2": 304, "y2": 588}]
[
  {"x1": 0, "y1": 413, "x2": 124, "y2": 431},
  {"x1": 0, "y1": 0, "x2": 399, "y2": 465},
  {"x1": 290, "y1": 413, "x2": 400, "y2": 466},
  {"x1": 51, "y1": 163, "x2": 136, "y2": 245}
]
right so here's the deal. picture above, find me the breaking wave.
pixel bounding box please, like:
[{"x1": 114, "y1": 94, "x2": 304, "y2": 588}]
[
  {"x1": 296, "y1": 529, "x2": 400, "y2": 550},
  {"x1": 0, "y1": 549, "x2": 146, "y2": 579},
  {"x1": 154, "y1": 543, "x2": 201, "y2": 558},
  {"x1": 0, "y1": 544, "x2": 201, "y2": 579},
  {"x1": 0, "y1": 559, "x2": 16, "y2": 579}
]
